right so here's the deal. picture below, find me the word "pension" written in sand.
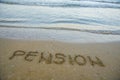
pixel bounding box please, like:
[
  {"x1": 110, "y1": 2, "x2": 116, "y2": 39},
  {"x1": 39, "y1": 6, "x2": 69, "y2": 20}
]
[{"x1": 9, "y1": 50, "x2": 105, "y2": 67}]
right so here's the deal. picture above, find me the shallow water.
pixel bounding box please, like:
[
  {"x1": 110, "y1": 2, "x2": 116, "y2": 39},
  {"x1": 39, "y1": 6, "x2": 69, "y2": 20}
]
[{"x1": 0, "y1": 0, "x2": 120, "y2": 35}]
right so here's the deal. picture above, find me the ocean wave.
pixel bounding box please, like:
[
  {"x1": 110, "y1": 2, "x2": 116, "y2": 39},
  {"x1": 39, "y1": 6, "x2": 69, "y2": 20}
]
[
  {"x1": 0, "y1": 18, "x2": 28, "y2": 23},
  {"x1": 0, "y1": 24, "x2": 120, "y2": 35},
  {"x1": 0, "y1": 0, "x2": 120, "y2": 36},
  {"x1": 0, "y1": 0, "x2": 120, "y2": 8},
  {"x1": 1, "y1": 17, "x2": 120, "y2": 28}
]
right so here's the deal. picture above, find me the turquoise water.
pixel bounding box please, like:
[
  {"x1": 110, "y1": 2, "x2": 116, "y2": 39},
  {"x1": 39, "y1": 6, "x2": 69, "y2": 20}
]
[{"x1": 0, "y1": 0, "x2": 120, "y2": 35}]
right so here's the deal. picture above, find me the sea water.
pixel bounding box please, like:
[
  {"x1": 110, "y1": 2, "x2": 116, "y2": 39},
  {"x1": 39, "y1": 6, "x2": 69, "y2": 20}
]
[{"x1": 0, "y1": 0, "x2": 120, "y2": 42}]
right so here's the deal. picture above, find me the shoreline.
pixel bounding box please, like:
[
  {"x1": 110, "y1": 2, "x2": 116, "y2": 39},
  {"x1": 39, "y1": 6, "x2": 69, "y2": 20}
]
[
  {"x1": 1, "y1": 37, "x2": 120, "y2": 44},
  {"x1": 1, "y1": 27, "x2": 120, "y2": 43},
  {"x1": 0, "y1": 25, "x2": 120, "y2": 35}
]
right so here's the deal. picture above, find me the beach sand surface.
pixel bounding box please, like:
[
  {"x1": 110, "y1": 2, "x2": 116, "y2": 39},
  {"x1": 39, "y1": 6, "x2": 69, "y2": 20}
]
[{"x1": 0, "y1": 38, "x2": 120, "y2": 80}]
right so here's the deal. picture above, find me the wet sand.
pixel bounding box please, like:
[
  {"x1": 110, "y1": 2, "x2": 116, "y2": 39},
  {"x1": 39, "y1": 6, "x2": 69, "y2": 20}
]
[{"x1": 0, "y1": 38, "x2": 120, "y2": 80}]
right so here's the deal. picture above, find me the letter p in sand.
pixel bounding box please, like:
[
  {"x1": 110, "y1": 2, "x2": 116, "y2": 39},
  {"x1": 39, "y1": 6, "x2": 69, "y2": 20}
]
[{"x1": 9, "y1": 50, "x2": 26, "y2": 60}]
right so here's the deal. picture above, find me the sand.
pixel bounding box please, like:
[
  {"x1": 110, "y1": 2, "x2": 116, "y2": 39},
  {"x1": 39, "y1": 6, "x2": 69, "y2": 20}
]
[{"x1": 0, "y1": 38, "x2": 120, "y2": 80}]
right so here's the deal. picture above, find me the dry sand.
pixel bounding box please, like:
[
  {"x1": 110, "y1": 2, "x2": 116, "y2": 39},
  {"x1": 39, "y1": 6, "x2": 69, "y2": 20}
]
[{"x1": 0, "y1": 38, "x2": 120, "y2": 80}]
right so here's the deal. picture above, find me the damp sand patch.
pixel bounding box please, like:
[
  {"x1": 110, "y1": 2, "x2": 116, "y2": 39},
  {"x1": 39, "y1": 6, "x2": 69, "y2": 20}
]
[{"x1": 0, "y1": 38, "x2": 120, "y2": 80}]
